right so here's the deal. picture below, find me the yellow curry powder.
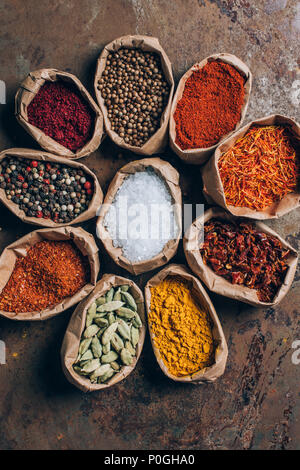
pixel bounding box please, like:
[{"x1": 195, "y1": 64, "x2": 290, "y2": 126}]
[{"x1": 149, "y1": 277, "x2": 215, "y2": 377}]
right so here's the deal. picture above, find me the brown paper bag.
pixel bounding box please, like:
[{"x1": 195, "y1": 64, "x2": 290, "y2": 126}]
[
  {"x1": 15, "y1": 69, "x2": 104, "y2": 159},
  {"x1": 0, "y1": 226, "x2": 100, "y2": 321},
  {"x1": 184, "y1": 207, "x2": 298, "y2": 307},
  {"x1": 202, "y1": 114, "x2": 300, "y2": 219},
  {"x1": 169, "y1": 53, "x2": 252, "y2": 165},
  {"x1": 94, "y1": 35, "x2": 174, "y2": 155},
  {"x1": 0, "y1": 148, "x2": 103, "y2": 227},
  {"x1": 144, "y1": 264, "x2": 228, "y2": 383},
  {"x1": 61, "y1": 274, "x2": 146, "y2": 392},
  {"x1": 97, "y1": 157, "x2": 182, "y2": 275}
]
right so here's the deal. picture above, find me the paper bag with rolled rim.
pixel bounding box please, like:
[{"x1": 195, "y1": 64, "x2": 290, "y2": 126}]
[
  {"x1": 15, "y1": 68, "x2": 104, "y2": 159},
  {"x1": 94, "y1": 35, "x2": 174, "y2": 156},
  {"x1": 184, "y1": 207, "x2": 298, "y2": 307},
  {"x1": 169, "y1": 53, "x2": 252, "y2": 165},
  {"x1": 0, "y1": 148, "x2": 104, "y2": 228},
  {"x1": 144, "y1": 264, "x2": 228, "y2": 384},
  {"x1": 61, "y1": 274, "x2": 146, "y2": 392},
  {"x1": 202, "y1": 114, "x2": 300, "y2": 219},
  {"x1": 0, "y1": 226, "x2": 100, "y2": 321},
  {"x1": 97, "y1": 157, "x2": 182, "y2": 275}
]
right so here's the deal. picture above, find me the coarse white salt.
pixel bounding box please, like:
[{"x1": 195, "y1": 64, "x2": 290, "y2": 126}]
[{"x1": 104, "y1": 169, "x2": 179, "y2": 262}]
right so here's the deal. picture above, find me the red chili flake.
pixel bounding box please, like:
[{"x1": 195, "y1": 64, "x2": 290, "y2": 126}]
[
  {"x1": 22, "y1": 183, "x2": 28, "y2": 189},
  {"x1": 0, "y1": 240, "x2": 90, "y2": 314},
  {"x1": 17, "y1": 175, "x2": 24, "y2": 182},
  {"x1": 36, "y1": 211, "x2": 43, "y2": 218},
  {"x1": 26, "y1": 166, "x2": 31, "y2": 172},
  {"x1": 31, "y1": 161, "x2": 38, "y2": 168},
  {"x1": 27, "y1": 81, "x2": 95, "y2": 152},
  {"x1": 200, "y1": 218, "x2": 291, "y2": 302},
  {"x1": 43, "y1": 179, "x2": 50, "y2": 184}
]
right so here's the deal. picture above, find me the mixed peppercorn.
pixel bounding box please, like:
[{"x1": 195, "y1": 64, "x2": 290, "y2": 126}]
[
  {"x1": 97, "y1": 48, "x2": 170, "y2": 147},
  {"x1": 201, "y1": 219, "x2": 291, "y2": 302},
  {"x1": 0, "y1": 157, "x2": 94, "y2": 223},
  {"x1": 0, "y1": 240, "x2": 90, "y2": 313}
]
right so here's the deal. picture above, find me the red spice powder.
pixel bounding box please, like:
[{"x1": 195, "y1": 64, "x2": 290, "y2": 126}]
[
  {"x1": 27, "y1": 81, "x2": 95, "y2": 152},
  {"x1": 0, "y1": 240, "x2": 90, "y2": 313},
  {"x1": 174, "y1": 61, "x2": 245, "y2": 150}
]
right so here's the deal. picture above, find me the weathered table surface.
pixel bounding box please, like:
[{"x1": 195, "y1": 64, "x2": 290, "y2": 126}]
[{"x1": 0, "y1": 0, "x2": 299, "y2": 451}]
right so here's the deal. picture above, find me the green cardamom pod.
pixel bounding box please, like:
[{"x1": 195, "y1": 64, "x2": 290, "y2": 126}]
[
  {"x1": 88, "y1": 302, "x2": 97, "y2": 316},
  {"x1": 125, "y1": 340, "x2": 136, "y2": 356},
  {"x1": 102, "y1": 322, "x2": 118, "y2": 345},
  {"x1": 101, "y1": 351, "x2": 119, "y2": 364},
  {"x1": 113, "y1": 288, "x2": 122, "y2": 301},
  {"x1": 132, "y1": 312, "x2": 143, "y2": 328},
  {"x1": 117, "y1": 319, "x2": 131, "y2": 340},
  {"x1": 102, "y1": 342, "x2": 111, "y2": 355},
  {"x1": 81, "y1": 359, "x2": 100, "y2": 374},
  {"x1": 116, "y1": 307, "x2": 136, "y2": 319},
  {"x1": 108, "y1": 312, "x2": 116, "y2": 325},
  {"x1": 120, "y1": 285, "x2": 129, "y2": 292},
  {"x1": 120, "y1": 348, "x2": 133, "y2": 366},
  {"x1": 73, "y1": 365, "x2": 85, "y2": 376},
  {"x1": 94, "y1": 310, "x2": 108, "y2": 318},
  {"x1": 89, "y1": 364, "x2": 112, "y2": 381},
  {"x1": 97, "y1": 326, "x2": 107, "y2": 338},
  {"x1": 94, "y1": 317, "x2": 109, "y2": 328},
  {"x1": 106, "y1": 287, "x2": 115, "y2": 302},
  {"x1": 78, "y1": 338, "x2": 92, "y2": 355},
  {"x1": 111, "y1": 361, "x2": 120, "y2": 371},
  {"x1": 85, "y1": 312, "x2": 94, "y2": 328},
  {"x1": 111, "y1": 333, "x2": 124, "y2": 353},
  {"x1": 121, "y1": 291, "x2": 137, "y2": 310},
  {"x1": 96, "y1": 296, "x2": 106, "y2": 306},
  {"x1": 98, "y1": 368, "x2": 115, "y2": 384},
  {"x1": 83, "y1": 324, "x2": 100, "y2": 338},
  {"x1": 91, "y1": 336, "x2": 102, "y2": 358},
  {"x1": 131, "y1": 326, "x2": 139, "y2": 347},
  {"x1": 97, "y1": 301, "x2": 124, "y2": 313},
  {"x1": 80, "y1": 349, "x2": 93, "y2": 361}
]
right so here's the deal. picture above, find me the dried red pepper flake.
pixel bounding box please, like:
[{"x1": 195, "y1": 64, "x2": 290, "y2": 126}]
[
  {"x1": 200, "y1": 218, "x2": 291, "y2": 302},
  {"x1": 0, "y1": 240, "x2": 90, "y2": 313},
  {"x1": 27, "y1": 81, "x2": 95, "y2": 152}
]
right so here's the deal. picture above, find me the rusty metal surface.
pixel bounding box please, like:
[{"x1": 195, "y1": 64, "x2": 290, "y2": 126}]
[{"x1": 0, "y1": 0, "x2": 299, "y2": 450}]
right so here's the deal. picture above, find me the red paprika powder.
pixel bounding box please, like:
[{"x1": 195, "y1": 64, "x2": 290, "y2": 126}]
[
  {"x1": 27, "y1": 81, "x2": 95, "y2": 152},
  {"x1": 174, "y1": 60, "x2": 245, "y2": 150},
  {"x1": 0, "y1": 240, "x2": 90, "y2": 313}
]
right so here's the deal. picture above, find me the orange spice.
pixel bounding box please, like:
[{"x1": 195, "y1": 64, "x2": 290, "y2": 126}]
[
  {"x1": 0, "y1": 240, "x2": 90, "y2": 313},
  {"x1": 218, "y1": 125, "x2": 299, "y2": 211}
]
